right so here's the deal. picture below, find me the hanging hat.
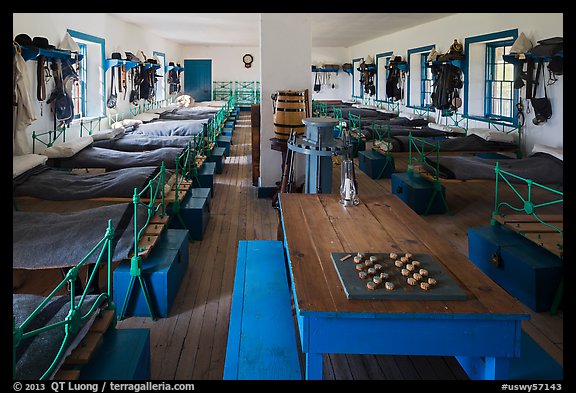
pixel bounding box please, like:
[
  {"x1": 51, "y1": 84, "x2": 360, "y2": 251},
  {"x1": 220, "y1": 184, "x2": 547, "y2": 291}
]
[
  {"x1": 58, "y1": 32, "x2": 80, "y2": 53},
  {"x1": 510, "y1": 32, "x2": 533, "y2": 54},
  {"x1": 32, "y1": 36, "x2": 54, "y2": 50},
  {"x1": 15, "y1": 33, "x2": 34, "y2": 48},
  {"x1": 364, "y1": 54, "x2": 375, "y2": 65}
]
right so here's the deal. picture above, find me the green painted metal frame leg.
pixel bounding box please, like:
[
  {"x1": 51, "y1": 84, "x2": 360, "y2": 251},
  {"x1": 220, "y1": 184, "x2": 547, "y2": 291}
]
[
  {"x1": 424, "y1": 179, "x2": 451, "y2": 216},
  {"x1": 118, "y1": 256, "x2": 157, "y2": 321},
  {"x1": 167, "y1": 199, "x2": 194, "y2": 242}
]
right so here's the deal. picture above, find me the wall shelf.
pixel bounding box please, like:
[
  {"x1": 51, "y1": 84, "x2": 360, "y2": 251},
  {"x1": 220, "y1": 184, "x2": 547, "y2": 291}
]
[
  {"x1": 18, "y1": 46, "x2": 83, "y2": 62},
  {"x1": 104, "y1": 58, "x2": 139, "y2": 72},
  {"x1": 503, "y1": 50, "x2": 562, "y2": 65},
  {"x1": 427, "y1": 59, "x2": 465, "y2": 70}
]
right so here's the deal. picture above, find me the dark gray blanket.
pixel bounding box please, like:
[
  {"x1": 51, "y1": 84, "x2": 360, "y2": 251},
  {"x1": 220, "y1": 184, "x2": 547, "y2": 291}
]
[
  {"x1": 13, "y1": 202, "x2": 148, "y2": 269},
  {"x1": 14, "y1": 294, "x2": 101, "y2": 380},
  {"x1": 13, "y1": 165, "x2": 172, "y2": 200},
  {"x1": 423, "y1": 152, "x2": 563, "y2": 184},
  {"x1": 46, "y1": 146, "x2": 184, "y2": 170},
  {"x1": 127, "y1": 118, "x2": 207, "y2": 136},
  {"x1": 348, "y1": 117, "x2": 428, "y2": 128},
  {"x1": 93, "y1": 134, "x2": 195, "y2": 152},
  {"x1": 360, "y1": 125, "x2": 450, "y2": 140},
  {"x1": 342, "y1": 107, "x2": 395, "y2": 120},
  {"x1": 390, "y1": 134, "x2": 518, "y2": 153}
]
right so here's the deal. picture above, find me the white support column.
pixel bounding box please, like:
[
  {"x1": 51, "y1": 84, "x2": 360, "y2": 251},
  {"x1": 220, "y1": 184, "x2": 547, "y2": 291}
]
[{"x1": 259, "y1": 13, "x2": 312, "y2": 190}]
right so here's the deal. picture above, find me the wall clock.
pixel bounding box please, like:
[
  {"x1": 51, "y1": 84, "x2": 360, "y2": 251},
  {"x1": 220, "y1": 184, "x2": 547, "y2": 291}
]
[{"x1": 243, "y1": 53, "x2": 254, "y2": 68}]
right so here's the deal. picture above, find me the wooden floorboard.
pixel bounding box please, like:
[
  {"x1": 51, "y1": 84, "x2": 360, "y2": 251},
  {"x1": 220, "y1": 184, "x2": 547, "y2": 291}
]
[{"x1": 14, "y1": 113, "x2": 562, "y2": 380}]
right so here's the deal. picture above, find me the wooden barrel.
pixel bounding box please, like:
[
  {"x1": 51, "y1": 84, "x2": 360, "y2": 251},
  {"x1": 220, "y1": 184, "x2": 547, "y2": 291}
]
[{"x1": 272, "y1": 90, "x2": 308, "y2": 140}]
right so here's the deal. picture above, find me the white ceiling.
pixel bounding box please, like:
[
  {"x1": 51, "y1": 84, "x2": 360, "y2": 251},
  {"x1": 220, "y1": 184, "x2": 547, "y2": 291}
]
[{"x1": 109, "y1": 13, "x2": 455, "y2": 48}]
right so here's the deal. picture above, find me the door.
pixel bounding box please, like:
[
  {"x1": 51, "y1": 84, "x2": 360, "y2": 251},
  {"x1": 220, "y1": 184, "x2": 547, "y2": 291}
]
[{"x1": 184, "y1": 59, "x2": 212, "y2": 101}]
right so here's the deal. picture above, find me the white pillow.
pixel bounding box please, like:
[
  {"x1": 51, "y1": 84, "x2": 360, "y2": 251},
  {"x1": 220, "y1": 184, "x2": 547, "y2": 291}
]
[
  {"x1": 428, "y1": 122, "x2": 451, "y2": 132},
  {"x1": 112, "y1": 119, "x2": 143, "y2": 129},
  {"x1": 90, "y1": 127, "x2": 125, "y2": 141},
  {"x1": 13, "y1": 154, "x2": 48, "y2": 178},
  {"x1": 399, "y1": 111, "x2": 424, "y2": 121},
  {"x1": 134, "y1": 112, "x2": 160, "y2": 122},
  {"x1": 467, "y1": 128, "x2": 515, "y2": 143},
  {"x1": 376, "y1": 108, "x2": 395, "y2": 114},
  {"x1": 43, "y1": 136, "x2": 93, "y2": 158},
  {"x1": 428, "y1": 123, "x2": 466, "y2": 134},
  {"x1": 531, "y1": 143, "x2": 563, "y2": 161}
]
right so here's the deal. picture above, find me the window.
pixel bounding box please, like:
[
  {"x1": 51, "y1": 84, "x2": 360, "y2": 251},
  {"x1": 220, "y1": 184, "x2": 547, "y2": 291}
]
[
  {"x1": 71, "y1": 43, "x2": 87, "y2": 119},
  {"x1": 407, "y1": 44, "x2": 435, "y2": 109},
  {"x1": 352, "y1": 57, "x2": 363, "y2": 99},
  {"x1": 485, "y1": 41, "x2": 515, "y2": 122},
  {"x1": 375, "y1": 51, "x2": 393, "y2": 103},
  {"x1": 153, "y1": 51, "x2": 166, "y2": 102},
  {"x1": 420, "y1": 52, "x2": 434, "y2": 108},
  {"x1": 67, "y1": 30, "x2": 106, "y2": 117}
]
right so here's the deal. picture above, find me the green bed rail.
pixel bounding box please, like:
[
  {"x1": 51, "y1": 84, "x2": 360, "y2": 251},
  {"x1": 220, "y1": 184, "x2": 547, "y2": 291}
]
[
  {"x1": 79, "y1": 115, "x2": 107, "y2": 137},
  {"x1": 375, "y1": 99, "x2": 400, "y2": 115},
  {"x1": 491, "y1": 163, "x2": 563, "y2": 235},
  {"x1": 13, "y1": 220, "x2": 116, "y2": 380},
  {"x1": 31, "y1": 126, "x2": 67, "y2": 153}
]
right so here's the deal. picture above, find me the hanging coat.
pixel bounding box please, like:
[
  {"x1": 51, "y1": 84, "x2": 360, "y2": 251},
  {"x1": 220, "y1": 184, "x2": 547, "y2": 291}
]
[{"x1": 13, "y1": 50, "x2": 37, "y2": 156}]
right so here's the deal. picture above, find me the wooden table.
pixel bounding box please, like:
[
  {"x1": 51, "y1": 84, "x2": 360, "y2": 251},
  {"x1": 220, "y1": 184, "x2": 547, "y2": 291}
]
[{"x1": 278, "y1": 192, "x2": 529, "y2": 380}]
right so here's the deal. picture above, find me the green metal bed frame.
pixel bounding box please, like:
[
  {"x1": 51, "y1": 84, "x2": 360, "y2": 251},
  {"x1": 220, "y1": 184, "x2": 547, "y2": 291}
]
[
  {"x1": 13, "y1": 221, "x2": 116, "y2": 380},
  {"x1": 490, "y1": 164, "x2": 564, "y2": 314}
]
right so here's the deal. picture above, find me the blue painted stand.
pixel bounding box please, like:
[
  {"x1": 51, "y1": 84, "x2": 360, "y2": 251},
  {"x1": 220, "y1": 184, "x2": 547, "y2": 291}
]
[
  {"x1": 224, "y1": 240, "x2": 302, "y2": 380},
  {"x1": 113, "y1": 229, "x2": 189, "y2": 317},
  {"x1": 79, "y1": 328, "x2": 151, "y2": 380},
  {"x1": 391, "y1": 172, "x2": 447, "y2": 214},
  {"x1": 358, "y1": 150, "x2": 395, "y2": 179},
  {"x1": 208, "y1": 146, "x2": 226, "y2": 174},
  {"x1": 223, "y1": 128, "x2": 233, "y2": 137},
  {"x1": 187, "y1": 187, "x2": 212, "y2": 210},
  {"x1": 193, "y1": 162, "x2": 216, "y2": 197},
  {"x1": 217, "y1": 135, "x2": 232, "y2": 156},
  {"x1": 468, "y1": 225, "x2": 562, "y2": 312},
  {"x1": 169, "y1": 195, "x2": 210, "y2": 240}
]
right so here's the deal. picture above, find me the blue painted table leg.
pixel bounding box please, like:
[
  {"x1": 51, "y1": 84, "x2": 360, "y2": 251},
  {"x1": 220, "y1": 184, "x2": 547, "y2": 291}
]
[
  {"x1": 485, "y1": 356, "x2": 511, "y2": 380},
  {"x1": 305, "y1": 352, "x2": 323, "y2": 380}
]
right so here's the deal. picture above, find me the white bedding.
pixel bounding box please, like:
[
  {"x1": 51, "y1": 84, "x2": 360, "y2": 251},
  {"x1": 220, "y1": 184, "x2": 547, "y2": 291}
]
[
  {"x1": 43, "y1": 136, "x2": 94, "y2": 158},
  {"x1": 532, "y1": 143, "x2": 563, "y2": 161},
  {"x1": 428, "y1": 122, "x2": 466, "y2": 134},
  {"x1": 13, "y1": 154, "x2": 48, "y2": 178},
  {"x1": 90, "y1": 127, "x2": 125, "y2": 141},
  {"x1": 467, "y1": 128, "x2": 516, "y2": 143}
]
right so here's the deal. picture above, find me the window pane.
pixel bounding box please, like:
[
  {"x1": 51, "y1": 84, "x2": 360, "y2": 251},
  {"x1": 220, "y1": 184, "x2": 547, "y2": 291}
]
[
  {"x1": 493, "y1": 99, "x2": 501, "y2": 116},
  {"x1": 495, "y1": 46, "x2": 504, "y2": 61},
  {"x1": 502, "y1": 82, "x2": 512, "y2": 99},
  {"x1": 492, "y1": 82, "x2": 501, "y2": 99},
  {"x1": 504, "y1": 63, "x2": 514, "y2": 80},
  {"x1": 494, "y1": 64, "x2": 504, "y2": 81},
  {"x1": 502, "y1": 100, "x2": 512, "y2": 118}
]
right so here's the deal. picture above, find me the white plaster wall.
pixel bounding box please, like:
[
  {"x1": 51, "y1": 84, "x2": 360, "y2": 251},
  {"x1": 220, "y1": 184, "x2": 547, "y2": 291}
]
[
  {"x1": 348, "y1": 13, "x2": 563, "y2": 155},
  {"x1": 310, "y1": 47, "x2": 351, "y2": 101},
  {"x1": 181, "y1": 45, "x2": 260, "y2": 84},
  {"x1": 13, "y1": 13, "x2": 183, "y2": 153},
  {"x1": 259, "y1": 13, "x2": 312, "y2": 188}
]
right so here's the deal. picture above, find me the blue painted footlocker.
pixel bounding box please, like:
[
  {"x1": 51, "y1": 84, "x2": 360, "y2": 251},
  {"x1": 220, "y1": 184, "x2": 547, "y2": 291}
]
[
  {"x1": 113, "y1": 229, "x2": 189, "y2": 318},
  {"x1": 391, "y1": 171, "x2": 447, "y2": 215},
  {"x1": 169, "y1": 194, "x2": 210, "y2": 240},
  {"x1": 185, "y1": 187, "x2": 212, "y2": 210},
  {"x1": 358, "y1": 149, "x2": 395, "y2": 179},
  {"x1": 224, "y1": 240, "x2": 302, "y2": 380},
  {"x1": 208, "y1": 146, "x2": 226, "y2": 174},
  {"x1": 468, "y1": 225, "x2": 562, "y2": 312},
  {"x1": 193, "y1": 162, "x2": 216, "y2": 197},
  {"x1": 79, "y1": 328, "x2": 151, "y2": 380},
  {"x1": 217, "y1": 135, "x2": 232, "y2": 156}
]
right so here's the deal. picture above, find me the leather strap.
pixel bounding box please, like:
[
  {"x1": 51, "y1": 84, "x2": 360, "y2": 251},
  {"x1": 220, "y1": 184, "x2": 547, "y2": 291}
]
[{"x1": 37, "y1": 55, "x2": 46, "y2": 101}]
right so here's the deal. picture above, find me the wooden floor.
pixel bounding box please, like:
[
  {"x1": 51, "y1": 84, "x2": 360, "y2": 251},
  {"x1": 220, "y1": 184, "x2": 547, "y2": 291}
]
[{"x1": 14, "y1": 111, "x2": 563, "y2": 380}]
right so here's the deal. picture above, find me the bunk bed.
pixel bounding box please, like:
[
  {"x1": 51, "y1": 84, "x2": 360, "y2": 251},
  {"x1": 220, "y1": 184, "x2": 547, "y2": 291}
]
[{"x1": 13, "y1": 222, "x2": 116, "y2": 380}]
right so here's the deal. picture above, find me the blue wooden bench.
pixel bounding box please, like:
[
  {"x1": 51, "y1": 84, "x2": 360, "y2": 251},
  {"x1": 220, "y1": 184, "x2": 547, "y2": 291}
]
[{"x1": 224, "y1": 240, "x2": 302, "y2": 380}]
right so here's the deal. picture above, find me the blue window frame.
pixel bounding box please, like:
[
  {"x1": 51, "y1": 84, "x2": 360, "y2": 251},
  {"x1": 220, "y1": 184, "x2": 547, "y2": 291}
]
[
  {"x1": 153, "y1": 51, "x2": 166, "y2": 102},
  {"x1": 67, "y1": 29, "x2": 106, "y2": 117},
  {"x1": 407, "y1": 44, "x2": 435, "y2": 109},
  {"x1": 352, "y1": 57, "x2": 364, "y2": 99},
  {"x1": 420, "y1": 52, "x2": 434, "y2": 108},
  {"x1": 72, "y1": 43, "x2": 87, "y2": 119},
  {"x1": 375, "y1": 51, "x2": 393, "y2": 103},
  {"x1": 463, "y1": 29, "x2": 518, "y2": 126},
  {"x1": 485, "y1": 40, "x2": 516, "y2": 122}
]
